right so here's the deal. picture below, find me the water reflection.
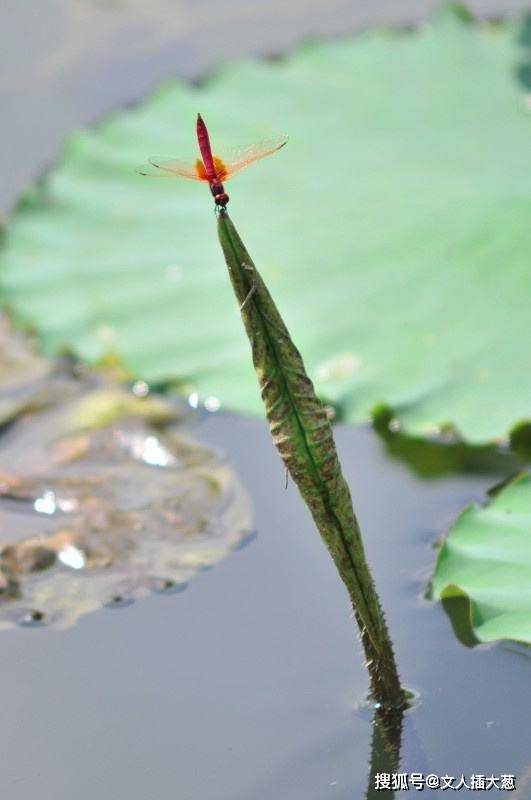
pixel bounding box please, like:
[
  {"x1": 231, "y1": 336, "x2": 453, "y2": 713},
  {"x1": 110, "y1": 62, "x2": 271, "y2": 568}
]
[
  {"x1": 372, "y1": 409, "x2": 524, "y2": 479},
  {"x1": 365, "y1": 707, "x2": 403, "y2": 799}
]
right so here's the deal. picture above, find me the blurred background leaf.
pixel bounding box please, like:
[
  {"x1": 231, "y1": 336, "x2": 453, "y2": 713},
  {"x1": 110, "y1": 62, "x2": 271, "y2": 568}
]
[{"x1": 2, "y1": 8, "x2": 531, "y2": 443}]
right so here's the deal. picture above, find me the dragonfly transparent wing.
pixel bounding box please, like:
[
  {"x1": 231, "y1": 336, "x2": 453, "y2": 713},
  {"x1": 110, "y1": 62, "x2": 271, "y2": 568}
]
[
  {"x1": 219, "y1": 136, "x2": 288, "y2": 180},
  {"x1": 138, "y1": 156, "x2": 205, "y2": 180}
]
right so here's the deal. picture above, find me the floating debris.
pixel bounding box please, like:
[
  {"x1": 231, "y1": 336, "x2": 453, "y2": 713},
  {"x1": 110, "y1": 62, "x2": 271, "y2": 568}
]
[{"x1": 0, "y1": 316, "x2": 252, "y2": 630}]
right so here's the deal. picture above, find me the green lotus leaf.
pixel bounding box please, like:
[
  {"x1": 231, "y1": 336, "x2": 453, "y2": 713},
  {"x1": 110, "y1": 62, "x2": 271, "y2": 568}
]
[
  {"x1": 430, "y1": 472, "x2": 531, "y2": 646},
  {"x1": 1, "y1": 8, "x2": 531, "y2": 442}
]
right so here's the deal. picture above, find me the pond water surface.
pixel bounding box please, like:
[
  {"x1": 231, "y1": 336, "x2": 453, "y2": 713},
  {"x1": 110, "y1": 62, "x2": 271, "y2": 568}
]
[{"x1": 1, "y1": 409, "x2": 530, "y2": 799}]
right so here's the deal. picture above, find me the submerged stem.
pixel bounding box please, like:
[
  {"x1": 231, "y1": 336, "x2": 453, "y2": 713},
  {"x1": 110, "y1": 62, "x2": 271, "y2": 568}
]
[{"x1": 216, "y1": 207, "x2": 405, "y2": 714}]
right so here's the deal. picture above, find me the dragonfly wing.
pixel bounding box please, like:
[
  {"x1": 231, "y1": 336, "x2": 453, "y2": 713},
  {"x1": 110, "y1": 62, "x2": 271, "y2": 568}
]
[
  {"x1": 138, "y1": 157, "x2": 205, "y2": 180},
  {"x1": 220, "y1": 136, "x2": 288, "y2": 179},
  {"x1": 137, "y1": 164, "x2": 174, "y2": 178}
]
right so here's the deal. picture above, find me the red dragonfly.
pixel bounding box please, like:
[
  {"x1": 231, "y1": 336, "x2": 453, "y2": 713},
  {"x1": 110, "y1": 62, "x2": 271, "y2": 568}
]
[{"x1": 139, "y1": 113, "x2": 287, "y2": 207}]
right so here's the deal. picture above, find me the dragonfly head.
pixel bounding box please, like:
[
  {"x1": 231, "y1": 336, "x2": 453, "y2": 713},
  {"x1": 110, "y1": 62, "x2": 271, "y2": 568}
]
[{"x1": 214, "y1": 192, "x2": 229, "y2": 207}]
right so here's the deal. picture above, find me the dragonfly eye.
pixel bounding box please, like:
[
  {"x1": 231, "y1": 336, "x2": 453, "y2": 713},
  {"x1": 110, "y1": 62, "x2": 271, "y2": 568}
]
[{"x1": 214, "y1": 192, "x2": 229, "y2": 207}]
